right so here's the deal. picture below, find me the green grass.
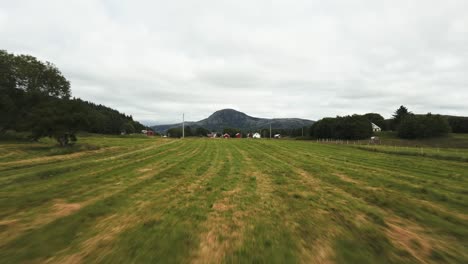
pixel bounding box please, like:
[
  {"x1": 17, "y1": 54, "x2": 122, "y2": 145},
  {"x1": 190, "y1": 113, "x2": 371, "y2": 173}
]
[{"x1": 0, "y1": 135, "x2": 467, "y2": 263}]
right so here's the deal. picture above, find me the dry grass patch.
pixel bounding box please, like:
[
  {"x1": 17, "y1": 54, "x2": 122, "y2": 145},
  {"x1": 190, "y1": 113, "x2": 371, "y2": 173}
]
[
  {"x1": 45, "y1": 214, "x2": 143, "y2": 264},
  {"x1": 300, "y1": 241, "x2": 335, "y2": 264},
  {"x1": 0, "y1": 147, "x2": 114, "y2": 166},
  {"x1": 52, "y1": 200, "x2": 82, "y2": 218},
  {"x1": 385, "y1": 218, "x2": 433, "y2": 263},
  {"x1": 192, "y1": 187, "x2": 245, "y2": 264}
]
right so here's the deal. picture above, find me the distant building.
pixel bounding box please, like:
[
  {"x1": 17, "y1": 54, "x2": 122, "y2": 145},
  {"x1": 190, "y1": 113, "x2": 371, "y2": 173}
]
[
  {"x1": 274, "y1": 134, "x2": 281, "y2": 139},
  {"x1": 253, "y1": 132, "x2": 261, "y2": 139},
  {"x1": 235, "y1": 133, "x2": 242, "y2": 138},
  {"x1": 223, "y1": 133, "x2": 231, "y2": 138},
  {"x1": 146, "y1": 130, "x2": 155, "y2": 136},
  {"x1": 370, "y1": 136, "x2": 380, "y2": 144},
  {"x1": 371, "y1": 123, "x2": 381, "y2": 132}
]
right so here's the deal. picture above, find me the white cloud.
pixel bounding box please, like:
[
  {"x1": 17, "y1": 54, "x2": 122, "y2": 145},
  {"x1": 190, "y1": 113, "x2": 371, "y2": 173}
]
[{"x1": 1, "y1": 0, "x2": 467, "y2": 124}]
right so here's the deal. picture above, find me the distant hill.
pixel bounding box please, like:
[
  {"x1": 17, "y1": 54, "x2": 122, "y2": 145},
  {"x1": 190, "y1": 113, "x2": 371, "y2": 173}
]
[{"x1": 151, "y1": 109, "x2": 314, "y2": 133}]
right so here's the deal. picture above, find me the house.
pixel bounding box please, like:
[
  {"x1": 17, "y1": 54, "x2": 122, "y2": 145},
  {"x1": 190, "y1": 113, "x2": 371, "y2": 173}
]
[
  {"x1": 146, "y1": 130, "x2": 155, "y2": 136},
  {"x1": 247, "y1": 133, "x2": 253, "y2": 138},
  {"x1": 274, "y1": 134, "x2": 281, "y2": 139},
  {"x1": 223, "y1": 133, "x2": 231, "y2": 138},
  {"x1": 252, "y1": 132, "x2": 261, "y2": 139},
  {"x1": 207, "y1": 133, "x2": 217, "y2": 138},
  {"x1": 371, "y1": 123, "x2": 381, "y2": 132},
  {"x1": 235, "y1": 133, "x2": 242, "y2": 138}
]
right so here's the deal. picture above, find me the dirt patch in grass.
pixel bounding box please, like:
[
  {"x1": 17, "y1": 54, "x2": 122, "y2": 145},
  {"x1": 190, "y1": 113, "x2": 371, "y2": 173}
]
[
  {"x1": 193, "y1": 187, "x2": 245, "y2": 263},
  {"x1": 333, "y1": 172, "x2": 361, "y2": 184},
  {"x1": 46, "y1": 214, "x2": 142, "y2": 264},
  {"x1": 195, "y1": 217, "x2": 242, "y2": 264},
  {"x1": 137, "y1": 168, "x2": 152, "y2": 173},
  {"x1": 333, "y1": 172, "x2": 381, "y2": 191},
  {"x1": 414, "y1": 199, "x2": 468, "y2": 221},
  {"x1": 194, "y1": 216, "x2": 244, "y2": 264},
  {"x1": 52, "y1": 200, "x2": 82, "y2": 218},
  {"x1": 212, "y1": 198, "x2": 234, "y2": 212},
  {"x1": 353, "y1": 213, "x2": 370, "y2": 227},
  {"x1": 385, "y1": 218, "x2": 432, "y2": 263},
  {"x1": 0, "y1": 219, "x2": 19, "y2": 227},
  {"x1": 46, "y1": 253, "x2": 82, "y2": 264},
  {"x1": 300, "y1": 241, "x2": 335, "y2": 264}
]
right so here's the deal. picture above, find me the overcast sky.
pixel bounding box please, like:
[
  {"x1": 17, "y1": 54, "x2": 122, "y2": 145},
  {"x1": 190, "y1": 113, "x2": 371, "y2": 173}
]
[{"x1": 1, "y1": 0, "x2": 467, "y2": 124}]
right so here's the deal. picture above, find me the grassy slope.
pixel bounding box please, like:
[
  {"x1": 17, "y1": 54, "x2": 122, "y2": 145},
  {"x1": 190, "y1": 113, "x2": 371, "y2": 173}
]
[{"x1": 0, "y1": 136, "x2": 467, "y2": 263}]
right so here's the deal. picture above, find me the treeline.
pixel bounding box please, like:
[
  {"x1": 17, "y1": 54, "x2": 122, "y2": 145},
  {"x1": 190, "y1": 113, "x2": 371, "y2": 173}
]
[
  {"x1": 391, "y1": 106, "x2": 450, "y2": 139},
  {"x1": 165, "y1": 126, "x2": 311, "y2": 138},
  {"x1": 310, "y1": 115, "x2": 373, "y2": 140},
  {"x1": 397, "y1": 113, "x2": 450, "y2": 139},
  {"x1": 447, "y1": 116, "x2": 468, "y2": 133},
  {"x1": 0, "y1": 50, "x2": 145, "y2": 145},
  {"x1": 167, "y1": 126, "x2": 210, "y2": 138},
  {"x1": 310, "y1": 106, "x2": 456, "y2": 140}
]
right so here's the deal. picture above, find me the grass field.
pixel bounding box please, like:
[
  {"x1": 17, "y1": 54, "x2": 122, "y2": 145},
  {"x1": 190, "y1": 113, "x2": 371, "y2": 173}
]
[{"x1": 0, "y1": 135, "x2": 467, "y2": 263}]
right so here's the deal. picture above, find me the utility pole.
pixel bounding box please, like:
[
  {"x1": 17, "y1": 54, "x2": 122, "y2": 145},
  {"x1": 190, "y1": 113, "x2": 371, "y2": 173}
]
[{"x1": 182, "y1": 113, "x2": 185, "y2": 139}]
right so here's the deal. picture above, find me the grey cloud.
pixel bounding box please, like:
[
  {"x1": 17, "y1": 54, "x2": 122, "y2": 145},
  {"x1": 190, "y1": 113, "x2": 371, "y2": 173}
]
[{"x1": 1, "y1": 0, "x2": 467, "y2": 124}]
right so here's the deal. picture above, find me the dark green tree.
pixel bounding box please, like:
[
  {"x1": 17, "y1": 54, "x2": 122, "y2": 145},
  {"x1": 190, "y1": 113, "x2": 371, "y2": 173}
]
[
  {"x1": 121, "y1": 122, "x2": 135, "y2": 134},
  {"x1": 392, "y1": 105, "x2": 411, "y2": 129},
  {"x1": 27, "y1": 98, "x2": 88, "y2": 146},
  {"x1": 167, "y1": 127, "x2": 183, "y2": 138},
  {"x1": 195, "y1": 127, "x2": 210, "y2": 137},
  {"x1": 447, "y1": 116, "x2": 468, "y2": 133},
  {"x1": 1, "y1": 50, "x2": 146, "y2": 143},
  {"x1": 311, "y1": 115, "x2": 372, "y2": 140},
  {"x1": 397, "y1": 113, "x2": 450, "y2": 139},
  {"x1": 363, "y1": 113, "x2": 385, "y2": 129}
]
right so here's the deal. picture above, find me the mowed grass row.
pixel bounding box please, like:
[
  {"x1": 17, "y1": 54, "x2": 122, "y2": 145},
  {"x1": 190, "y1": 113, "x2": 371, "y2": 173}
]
[{"x1": 0, "y1": 136, "x2": 467, "y2": 263}]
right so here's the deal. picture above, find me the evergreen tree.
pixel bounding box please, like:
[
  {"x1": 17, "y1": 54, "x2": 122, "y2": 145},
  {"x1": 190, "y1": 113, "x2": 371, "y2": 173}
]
[{"x1": 392, "y1": 105, "x2": 411, "y2": 129}]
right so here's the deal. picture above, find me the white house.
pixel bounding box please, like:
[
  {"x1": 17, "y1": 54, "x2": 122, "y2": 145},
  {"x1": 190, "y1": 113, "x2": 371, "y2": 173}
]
[
  {"x1": 207, "y1": 132, "x2": 217, "y2": 138},
  {"x1": 253, "y1": 132, "x2": 261, "y2": 139},
  {"x1": 371, "y1": 123, "x2": 381, "y2": 132}
]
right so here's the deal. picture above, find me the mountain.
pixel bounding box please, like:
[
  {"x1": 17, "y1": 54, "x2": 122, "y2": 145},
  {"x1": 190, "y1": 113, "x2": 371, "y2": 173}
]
[{"x1": 151, "y1": 109, "x2": 314, "y2": 133}]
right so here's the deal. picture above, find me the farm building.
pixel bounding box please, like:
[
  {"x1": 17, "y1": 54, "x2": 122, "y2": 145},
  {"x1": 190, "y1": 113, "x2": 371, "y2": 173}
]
[
  {"x1": 235, "y1": 133, "x2": 241, "y2": 138},
  {"x1": 223, "y1": 133, "x2": 231, "y2": 138},
  {"x1": 370, "y1": 136, "x2": 380, "y2": 144},
  {"x1": 146, "y1": 130, "x2": 155, "y2": 136},
  {"x1": 274, "y1": 134, "x2": 281, "y2": 139},
  {"x1": 371, "y1": 123, "x2": 381, "y2": 132},
  {"x1": 207, "y1": 133, "x2": 217, "y2": 138},
  {"x1": 253, "y1": 132, "x2": 261, "y2": 139}
]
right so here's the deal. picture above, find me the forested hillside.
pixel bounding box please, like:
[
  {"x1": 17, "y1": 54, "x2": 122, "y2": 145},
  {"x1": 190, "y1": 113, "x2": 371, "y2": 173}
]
[
  {"x1": 0, "y1": 50, "x2": 145, "y2": 145},
  {"x1": 152, "y1": 109, "x2": 314, "y2": 135}
]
